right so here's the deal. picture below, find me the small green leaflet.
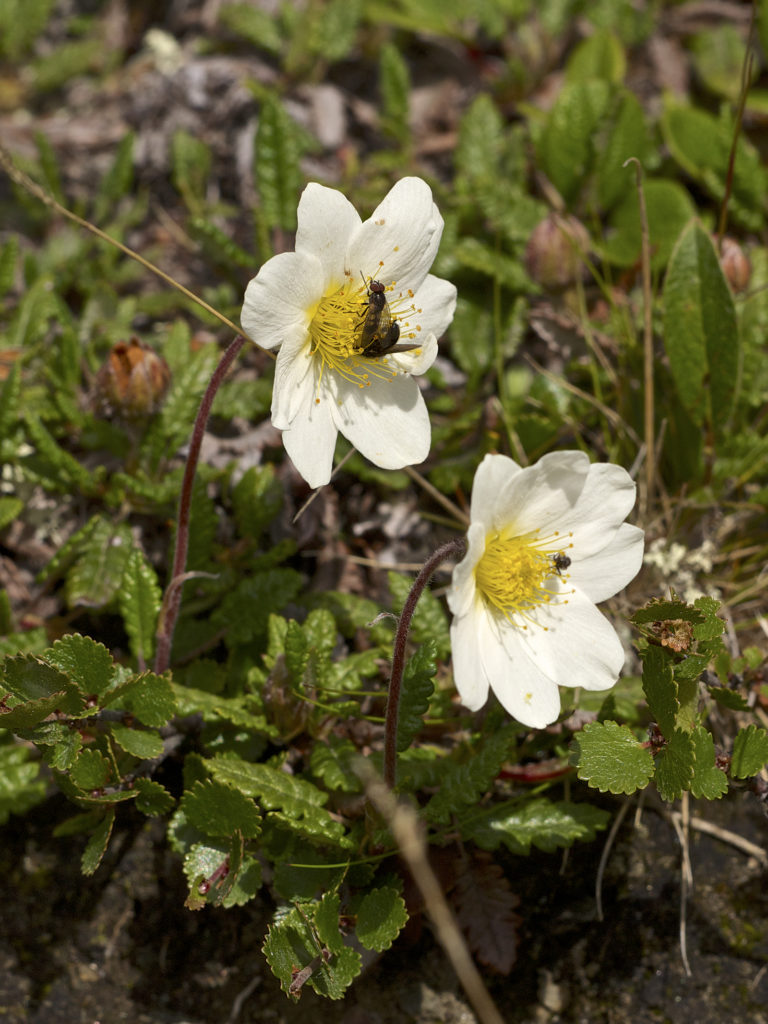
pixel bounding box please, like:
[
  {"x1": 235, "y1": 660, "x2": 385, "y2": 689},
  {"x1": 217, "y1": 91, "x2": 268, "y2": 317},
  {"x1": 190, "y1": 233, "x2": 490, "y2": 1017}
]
[
  {"x1": 731, "y1": 725, "x2": 768, "y2": 779},
  {"x1": 572, "y1": 720, "x2": 654, "y2": 795}
]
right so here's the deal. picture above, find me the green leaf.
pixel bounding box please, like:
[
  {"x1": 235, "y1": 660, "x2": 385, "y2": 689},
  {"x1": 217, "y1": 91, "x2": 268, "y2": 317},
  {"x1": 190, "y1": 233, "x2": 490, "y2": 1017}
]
[
  {"x1": 455, "y1": 94, "x2": 505, "y2": 191},
  {"x1": 1, "y1": 654, "x2": 86, "y2": 716},
  {"x1": 134, "y1": 778, "x2": 175, "y2": 816},
  {"x1": 218, "y1": 3, "x2": 282, "y2": 53},
  {"x1": 0, "y1": 742, "x2": 46, "y2": 823},
  {"x1": 388, "y1": 571, "x2": 450, "y2": 660},
  {"x1": 180, "y1": 779, "x2": 261, "y2": 839},
  {"x1": 104, "y1": 671, "x2": 177, "y2": 727},
  {"x1": 425, "y1": 724, "x2": 517, "y2": 824},
  {"x1": 310, "y1": 737, "x2": 360, "y2": 793},
  {"x1": 119, "y1": 548, "x2": 162, "y2": 665},
  {"x1": 64, "y1": 519, "x2": 134, "y2": 608},
  {"x1": 232, "y1": 464, "x2": 283, "y2": 540},
  {"x1": 254, "y1": 93, "x2": 302, "y2": 232},
  {"x1": 662, "y1": 220, "x2": 738, "y2": 438},
  {"x1": 572, "y1": 720, "x2": 654, "y2": 795},
  {"x1": 215, "y1": 569, "x2": 303, "y2": 646},
  {"x1": 171, "y1": 129, "x2": 211, "y2": 213},
  {"x1": 537, "y1": 79, "x2": 611, "y2": 203},
  {"x1": 595, "y1": 92, "x2": 654, "y2": 211},
  {"x1": 396, "y1": 640, "x2": 436, "y2": 753},
  {"x1": 0, "y1": 361, "x2": 21, "y2": 442},
  {"x1": 314, "y1": 891, "x2": 344, "y2": 954},
  {"x1": 566, "y1": 29, "x2": 626, "y2": 84},
  {"x1": 460, "y1": 797, "x2": 610, "y2": 854},
  {"x1": 81, "y1": 810, "x2": 115, "y2": 875},
  {"x1": 641, "y1": 645, "x2": 677, "y2": 737},
  {"x1": 45, "y1": 634, "x2": 116, "y2": 698},
  {"x1": 70, "y1": 749, "x2": 112, "y2": 791},
  {"x1": 601, "y1": 179, "x2": 696, "y2": 271},
  {"x1": 0, "y1": 693, "x2": 69, "y2": 731},
  {"x1": 262, "y1": 903, "x2": 361, "y2": 999},
  {"x1": 109, "y1": 723, "x2": 164, "y2": 759},
  {"x1": 94, "y1": 131, "x2": 135, "y2": 216},
  {"x1": 379, "y1": 42, "x2": 410, "y2": 145},
  {"x1": 0, "y1": 496, "x2": 22, "y2": 530},
  {"x1": 206, "y1": 756, "x2": 353, "y2": 848},
  {"x1": 24, "y1": 413, "x2": 96, "y2": 493},
  {"x1": 355, "y1": 886, "x2": 408, "y2": 952},
  {"x1": 689, "y1": 727, "x2": 728, "y2": 800},
  {"x1": 731, "y1": 725, "x2": 768, "y2": 779},
  {"x1": 655, "y1": 729, "x2": 694, "y2": 802}
]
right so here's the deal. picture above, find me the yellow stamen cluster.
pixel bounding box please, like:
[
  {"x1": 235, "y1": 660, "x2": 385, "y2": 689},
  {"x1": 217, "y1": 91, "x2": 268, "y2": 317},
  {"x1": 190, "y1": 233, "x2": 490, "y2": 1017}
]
[
  {"x1": 308, "y1": 280, "x2": 399, "y2": 394},
  {"x1": 475, "y1": 529, "x2": 574, "y2": 629}
]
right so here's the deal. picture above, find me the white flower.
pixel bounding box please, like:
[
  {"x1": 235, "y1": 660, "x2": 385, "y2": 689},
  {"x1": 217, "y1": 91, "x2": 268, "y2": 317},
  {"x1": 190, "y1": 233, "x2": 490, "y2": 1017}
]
[
  {"x1": 240, "y1": 177, "x2": 457, "y2": 488},
  {"x1": 447, "y1": 452, "x2": 644, "y2": 728}
]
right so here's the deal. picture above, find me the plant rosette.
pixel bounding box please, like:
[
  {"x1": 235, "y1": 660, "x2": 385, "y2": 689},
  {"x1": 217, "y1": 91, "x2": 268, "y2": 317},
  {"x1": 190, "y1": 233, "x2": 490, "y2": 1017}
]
[
  {"x1": 240, "y1": 177, "x2": 457, "y2": 487},
  {"x1": 448, "y1": 451, "x2": 645, "y2": 727}
]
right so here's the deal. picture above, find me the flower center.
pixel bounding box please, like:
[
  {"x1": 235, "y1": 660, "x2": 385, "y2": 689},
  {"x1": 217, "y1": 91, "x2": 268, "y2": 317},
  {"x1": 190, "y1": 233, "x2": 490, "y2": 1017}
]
[
  {"x1": 475, "y1": 530, "x2": 573, "y2": 628},
  {"x1": 308, "y1": 276, "x2": 410, "y2": 393}
]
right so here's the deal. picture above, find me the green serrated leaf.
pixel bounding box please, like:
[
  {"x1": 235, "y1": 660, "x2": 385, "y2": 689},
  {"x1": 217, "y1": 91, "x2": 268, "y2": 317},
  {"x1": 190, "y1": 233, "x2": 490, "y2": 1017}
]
[
  {"x1": 355, "y1": 886, "x2": 408, "y2": 952},
  {"x1": 218, "y1": 2, "x2": 282, "y2": 53},
  {"x1": 572, "y1": 720, "x2": 654, "y2": 795},
  {"x1": 663, "y1": 220, "x2": 739, "y2": 438},
  {"x1": 0, "y1": 496, "x2": 22, "y2": 531},
  {"x1": 254, "y1": 94, "x2": 302, "y2": 232},
  {"x1": 379, "y1": 42, "x2": 410, "y2": 145},
  {"x1": 65, "y1": 519, "x2": 134, "y2": 608},
  {"x1": 460, "y1": 797, "x2": 610, "y2": 854},
  {"x1": 81, "y1": 810, "x2": 115, "y2": 875},
  {"x1": 171, "y1": 128, "x2": 211, "y2": 213},
  {"x1": 310, "y1": 737, "x2": 360, "y2": 794},
  {"x1": 314, "y1": 891, "x2": 344, "y2": 954},
  {"x1": 689, "y1": 727, "x2": 728, "y2": 799},
  {"x1": 104, "y1": 671, "x2": 177, "y2": 727},
  {"x1": 183, "y1": 840, "x2": 230, "y2": 909},
  {"x1": 425, "y1": 723, "x2": 517, "y2": 823},
  {"x1": 119, "y1": 548, "x2": 162, "y2": 665},
  {"x1": 0, "y1": 693, "x2": 68, "y2": 731},
  {"x1": 641, "y1": 645, "x2": 677, "y2": 737},
  {"x1": 601, "y1": 178, "x2": 696, "y2": 271},
  {"x1": 181, "y1": 779, "x2": 261, "y2": 839},
  {"x1": 231, "y1": 464, "x2": 283, "y2": 541},
  {"x1": 707, "y1": 686, "x2": 750, "y2": 711},
  {"x1": 0, "y1": 230, "x2": 19, "y2": 297},
  {"x1": 0, "y1": 742, "x2": 46, "y2": 823},
  {"x1": 731, "y1": 725, "x2": 768, "y2": 779},
  {"x1": 214, "y1": 569, "x2": 303, "y2": 646},
  {"x1": 537, "y1": 79, "x2": 611, "y2": 203},
  {"x1": 263, "y1": 903, "x2": 361, "y2": 1000},
  {"x1": 566, "y1": 29, "x2": 626, "y2": 84},
  {"x1": 206, "y1": 756, "x2": 352, "y2": 848},
  {"x1": 70, "y1": 749, "x2": 112, "y2": 791},
  {"x1": 655, "y1": 729, "x2": 695, "y2": 802},
  {"x1": 109, "y1": 723, "x2": 164, "y2": 759},
  {"x1": 45, "y1": 634, "x2": 116, "y2": 698},
  {"x1": 134, "y1": 778, "x2": 175, "y2": 816},
  {"x1": 396, "y1": 640, "x2": 436, "y2": 754},
  {"x1": 284, "y1": 621, "x2": 309, "y2": 685},
  {"x1": 0, "y1": 361, "x2": 21, "y2": 442},
  {"x1": 1, "y1": 654, "x2": 86, "y2": 716}
]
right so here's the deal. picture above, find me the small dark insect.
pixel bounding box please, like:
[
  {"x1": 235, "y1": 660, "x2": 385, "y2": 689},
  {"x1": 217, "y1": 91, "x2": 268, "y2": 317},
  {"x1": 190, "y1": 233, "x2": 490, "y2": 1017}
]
[
  {"x1": 552, "y1": 552, "x2": 571, "y2": 576},
  {"x1": 356, "y1": 278, "x2": 420, "y2": 357}
]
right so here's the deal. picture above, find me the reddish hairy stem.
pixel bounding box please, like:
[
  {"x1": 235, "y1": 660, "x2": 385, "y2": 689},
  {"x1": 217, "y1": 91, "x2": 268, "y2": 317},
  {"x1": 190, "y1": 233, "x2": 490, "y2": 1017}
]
[
  {"x1": 383, "y1": 536, "x2": 466, "y2": 789},
  {"x1": 154, "y1": 335, "x2": 247, "y2": 675}
]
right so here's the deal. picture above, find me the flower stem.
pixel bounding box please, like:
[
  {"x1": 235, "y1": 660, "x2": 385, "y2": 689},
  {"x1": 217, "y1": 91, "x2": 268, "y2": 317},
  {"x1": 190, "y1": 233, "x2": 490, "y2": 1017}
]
[
  {"x1": 383, "y1": 536, "x2": 466, "y2": 790},
  {"x1": 154, "y1": 335, "x2": 247, "y2": 675}
]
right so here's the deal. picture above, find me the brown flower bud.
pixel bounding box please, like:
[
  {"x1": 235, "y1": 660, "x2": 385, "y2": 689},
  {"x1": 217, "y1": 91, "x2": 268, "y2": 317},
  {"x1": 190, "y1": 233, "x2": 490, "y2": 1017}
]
[
  {"x1": 525, "y1": 214, "x2": 590, "y2": 289},
  {"x1": 718, "y1": 236, "x2": 751, "y2": 293},
  {"x1": 94, "y1": 337, "x2": 171, "y2": 418}
]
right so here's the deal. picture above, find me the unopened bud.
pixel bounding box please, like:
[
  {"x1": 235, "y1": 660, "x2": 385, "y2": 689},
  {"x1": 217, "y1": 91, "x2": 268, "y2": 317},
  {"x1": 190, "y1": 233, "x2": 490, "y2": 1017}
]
[
  {"x1": 718, "y1": 237, "x2": 751, "y2": 293},
  {"x1": 525, "y1": 214, "x2": 590, "y2": 289},
  {"x1": 94, "y1": 337, "x2": 171, "y2": 418}
]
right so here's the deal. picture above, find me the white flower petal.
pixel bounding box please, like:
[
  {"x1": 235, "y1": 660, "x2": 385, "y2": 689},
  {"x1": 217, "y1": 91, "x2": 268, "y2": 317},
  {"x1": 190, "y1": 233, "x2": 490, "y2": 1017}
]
[
  {"x1": 450, "y1": 607, "x2": 491, "y2": 711},
  {"x1": 516, "y1": 591, "x2": 625, "y2": 692},
  {"x1": 271, "y1": 334, "x2": 315, "y2": 428},
  {"x1": 241, "y1": 250, "x2": 323, "y2": 350},
  {"x1": 384, "y1": 334, "x2": 438, "y2": 376},
  {"x1": 470, "y1": 454, "x2": 523, "y2": 528},
  {"x1": 567, "y1": 463, "x2": 638, "y2": 559},
  {"x1": 280, "y1": 387, "x2": 339, "y2": 488},
  {"x1": 406, "y1": 274, "x2": 458, "y2": 341},
  {"x1": 573, "y1": 523, "x2": 645, "y2": 603},
  {"x1": 331, "y1": 373, "x2": 430, "y2": 469},
  {"x1": 499, "y1": 450, "x2": 590, "y2": 535},
  {"x1": 486, "y1": 626, "x2": 562, "y2": 727},
  {"x1": 295, "y1": 183, "x2": 362, "y2": 288},
  {"x1": 347, "y1": 178, "x2": 444, "y2": 292},
  {"x1": 447, "y1": 523, "x2": 485, "y2": 619}
]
